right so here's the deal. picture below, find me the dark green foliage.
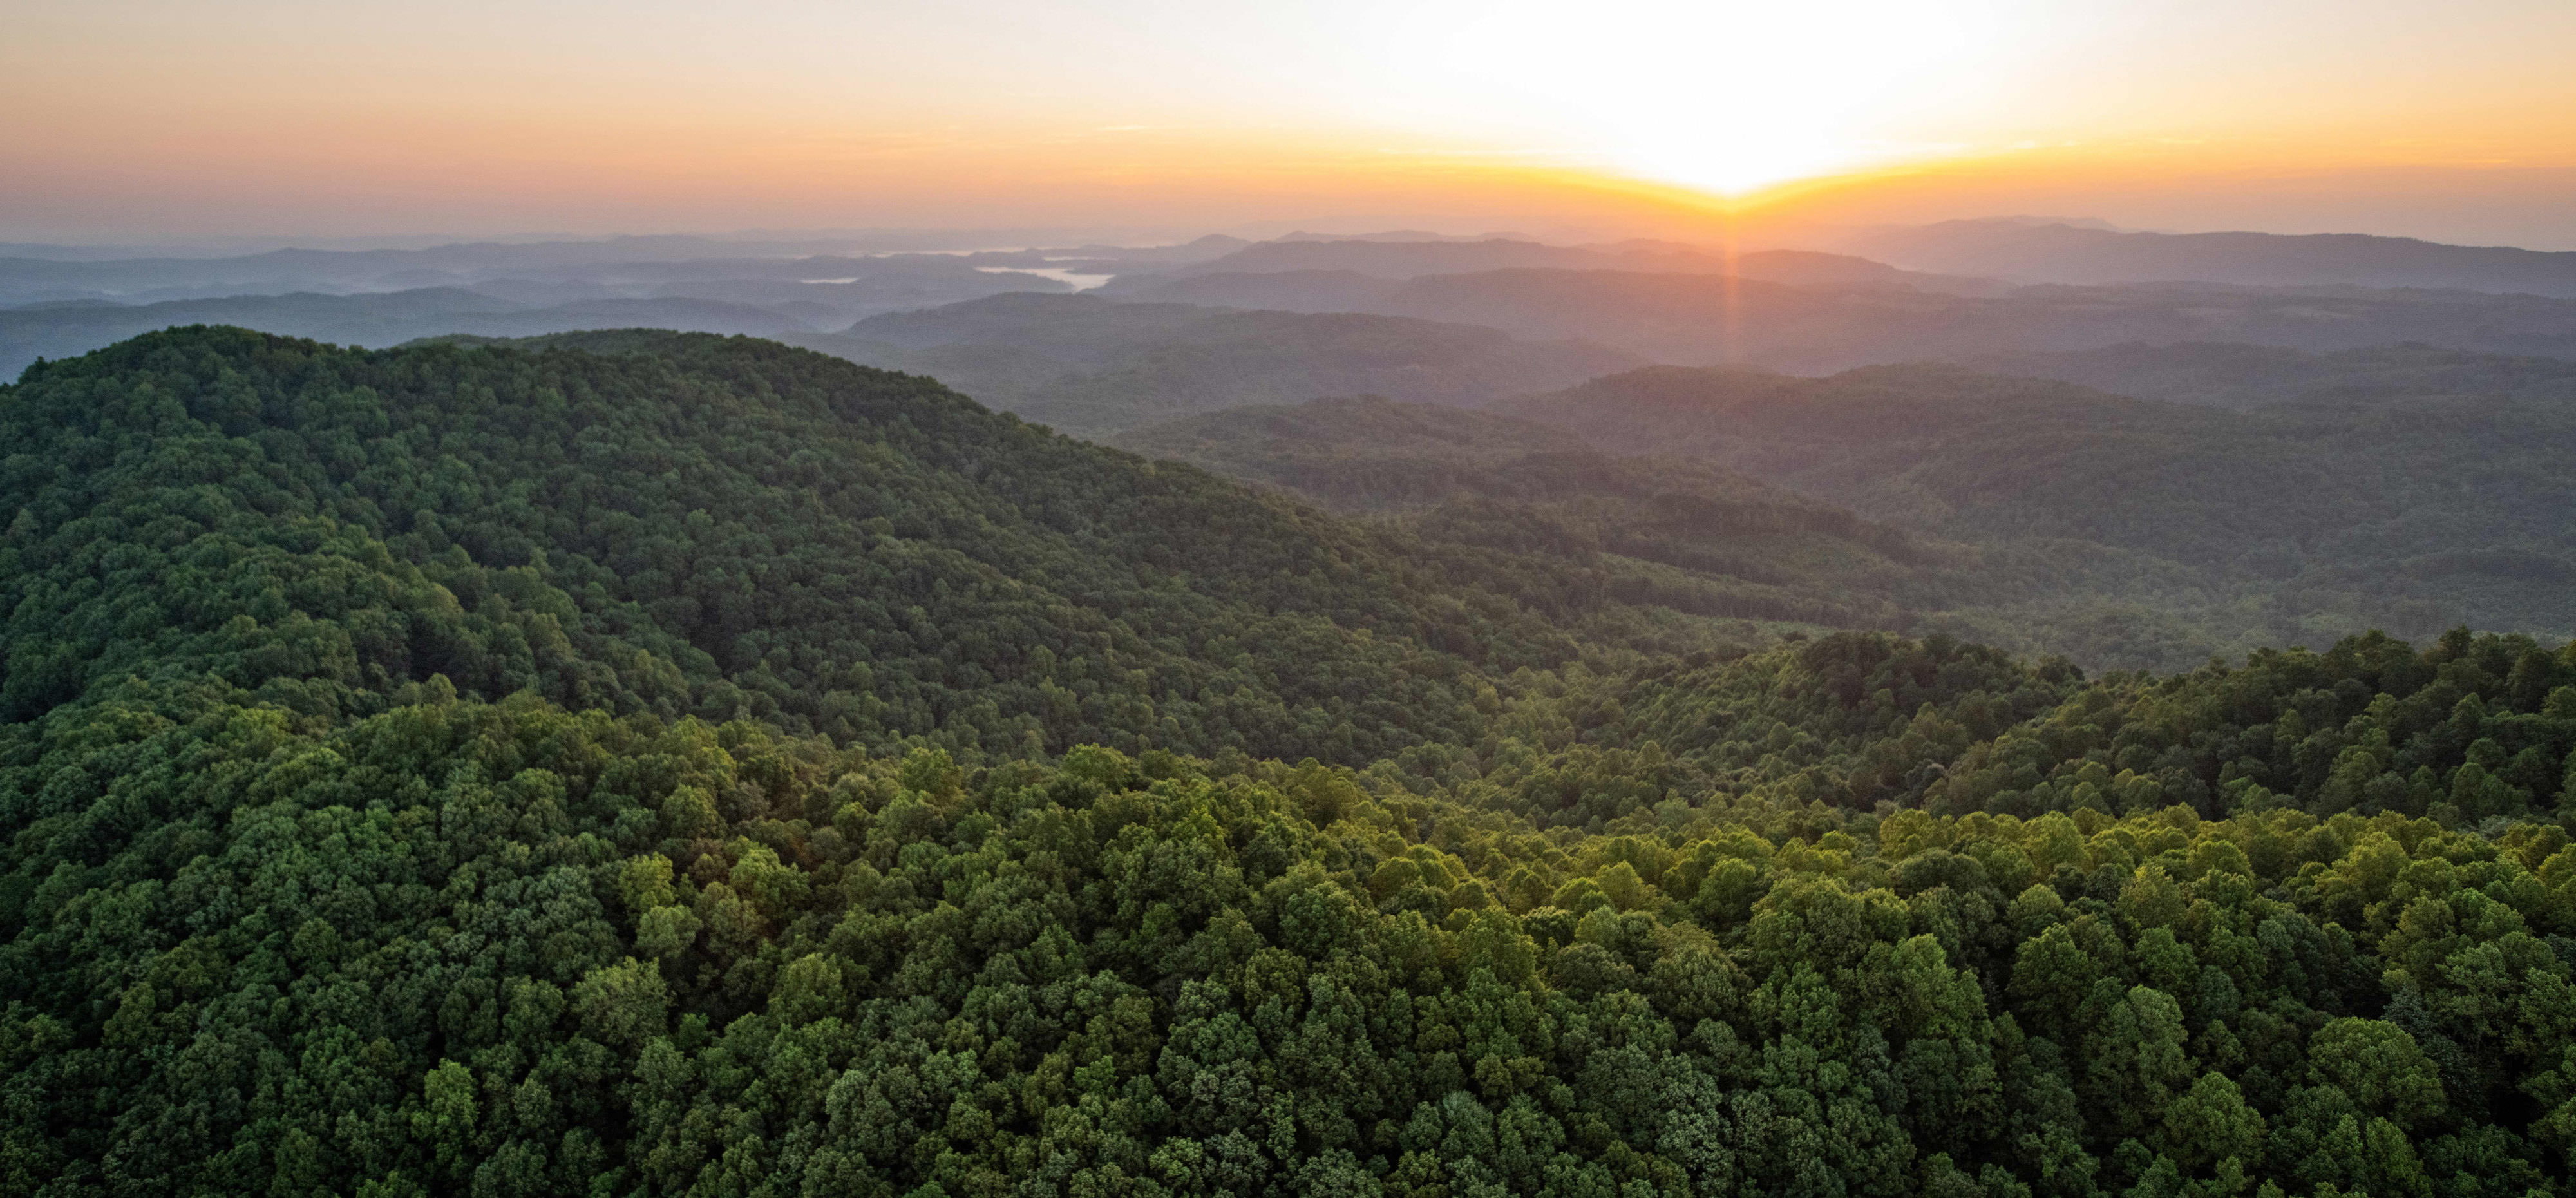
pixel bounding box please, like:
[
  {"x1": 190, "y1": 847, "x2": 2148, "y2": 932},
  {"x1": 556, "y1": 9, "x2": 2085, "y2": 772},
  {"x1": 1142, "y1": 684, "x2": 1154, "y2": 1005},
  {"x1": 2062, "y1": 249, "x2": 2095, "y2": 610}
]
[
  {"x1": 0, "y1": 327, "x2": 1611, "y2": 763},
  {"x1": 3, "y1": 327, "x2": 2571, "y2": 1197},
  {"x1": 5, "y1": 682, "x2": 2571, "y2": 1197},
  {"x1": 1469, "y1": 627, "x2": 2576, "y2": 836},
  {"x1": 1115, "y1": 395, "x2": 1931, "y2": 631},
  {"x1": 1101, "y1": 391, "x2": 2338, "y2": 672},
  {"x1": 0, "y1": 289, "x2": 830, "y2": 379}
]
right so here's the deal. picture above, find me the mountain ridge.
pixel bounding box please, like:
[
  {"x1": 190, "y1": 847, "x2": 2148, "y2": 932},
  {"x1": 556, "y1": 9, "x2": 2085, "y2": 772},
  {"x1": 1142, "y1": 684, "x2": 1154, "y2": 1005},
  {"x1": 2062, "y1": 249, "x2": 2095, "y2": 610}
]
[{"x1": 1838, "y1": 218, "x2": 2576, "y2": 296}]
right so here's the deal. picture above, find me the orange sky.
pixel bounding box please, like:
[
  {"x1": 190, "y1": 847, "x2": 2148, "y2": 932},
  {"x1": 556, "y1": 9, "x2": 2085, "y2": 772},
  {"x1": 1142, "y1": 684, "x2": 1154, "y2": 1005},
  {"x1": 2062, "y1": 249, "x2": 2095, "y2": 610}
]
[{"x1": 7, "y1": 1, "x2": 2575, "y2": 247}]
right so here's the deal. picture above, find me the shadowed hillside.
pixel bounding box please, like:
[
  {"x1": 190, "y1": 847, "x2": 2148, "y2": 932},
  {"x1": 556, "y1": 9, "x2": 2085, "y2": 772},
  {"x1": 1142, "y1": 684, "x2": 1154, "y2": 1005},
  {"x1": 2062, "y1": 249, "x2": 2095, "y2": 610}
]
[
  {"x1": 1122, "y1": 267, "x2": 2576, "y2": 369},
  {"x1": 794, "y1": 292, "x2": 1640, "y2": 434},
  {"x1": 0, "y1": 326, "x2": 1662, "y2": 762},
  {"x1": 1510, "y1": 364, "x2": 2576, "y2": 652}
]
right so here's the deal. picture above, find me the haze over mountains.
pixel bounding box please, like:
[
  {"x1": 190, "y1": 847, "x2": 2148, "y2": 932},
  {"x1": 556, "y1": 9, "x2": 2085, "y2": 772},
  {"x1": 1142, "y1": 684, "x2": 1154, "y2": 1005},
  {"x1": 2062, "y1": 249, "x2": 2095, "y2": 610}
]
[
  {"x1": 10, "y1": 217, "x2": 2576, "y2": 667},
  {"x1": 793, "y1": 293, "x2": 1641, "y2": 436},
  {"x1": 1102, "y1": 357, "x2": 2576, "y2": 674},
  {"x1": 1107, "y1": 251, "x2": 2576, "y2": 370},
  {"x1": 15, "y1": 220, "x2": 2576, "y2": 379},
  {"x1": 0, "y1": 231, "x2": 1251, "y2": 303},
  {"x1": 1097, "y1": 238, "x2": 1993, "y2": 294},
  {"x1": 7, "y1": 217, "x2": 2576, "y2": 672},
  {"x1": 0, "y1": 233, "x2": 1258, "y2": 375}
]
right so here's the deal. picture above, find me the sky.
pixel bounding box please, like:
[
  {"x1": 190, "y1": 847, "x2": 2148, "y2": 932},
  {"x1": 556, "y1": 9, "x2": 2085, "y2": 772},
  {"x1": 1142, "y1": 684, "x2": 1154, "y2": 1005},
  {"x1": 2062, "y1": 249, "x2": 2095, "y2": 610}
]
[{"x1": 7, "y1": 0, "x2": 2576, "y2": 247}]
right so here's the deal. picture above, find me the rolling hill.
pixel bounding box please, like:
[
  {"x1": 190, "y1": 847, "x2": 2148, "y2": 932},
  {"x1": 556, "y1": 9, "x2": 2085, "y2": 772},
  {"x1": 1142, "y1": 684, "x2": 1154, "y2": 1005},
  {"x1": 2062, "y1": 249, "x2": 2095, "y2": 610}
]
[
  {"x1": 1967, "y1": 341, "x2": 2576, "y2": 410},
  {"x1": 1117, "y1": 263, "x2": 2576, "y2": 370},
  {"x1": 795, "y1": 292, "x2": 1641, "y2": 434},
  {"x1": 0, "y1": 325, "x2": 1654, "y2": 761},
  {"x1": 1508, "y1": 364, "x2": 2576, "y2": 653},
  {"x1": 0, "y1": 289, "x2": 838, "y2": 379},
  {"x1": 1113, "y1": 395, "x2": 1935, "y2": 631}
]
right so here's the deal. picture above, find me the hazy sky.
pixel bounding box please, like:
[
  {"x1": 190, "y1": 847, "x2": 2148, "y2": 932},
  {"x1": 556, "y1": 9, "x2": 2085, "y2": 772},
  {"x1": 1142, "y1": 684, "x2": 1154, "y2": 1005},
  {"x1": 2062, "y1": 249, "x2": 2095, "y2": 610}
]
[{"x1": 8, "y1": 0, "x2": 2575, "y2": 246}]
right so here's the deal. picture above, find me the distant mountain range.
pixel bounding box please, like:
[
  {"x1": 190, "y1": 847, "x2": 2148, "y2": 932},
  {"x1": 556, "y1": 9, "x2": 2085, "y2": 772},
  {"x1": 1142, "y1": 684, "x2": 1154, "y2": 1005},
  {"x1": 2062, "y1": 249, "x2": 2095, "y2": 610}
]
[
  {"x1": 1106, "y1": 237, "x2": 1997, "y2": 294},
  {"x1": 15, "y1": 225, "x2": 2576, "y2": 412},
  {"x1": 1834, "y1": 218, "x2": 2576, "y2": 297},
  {"x1": 1122, "y1": 265, "x2": 2576, "y2": 369},
  {"x1": 0, "y1": 233, "x2": 1251, "y2": 310}
]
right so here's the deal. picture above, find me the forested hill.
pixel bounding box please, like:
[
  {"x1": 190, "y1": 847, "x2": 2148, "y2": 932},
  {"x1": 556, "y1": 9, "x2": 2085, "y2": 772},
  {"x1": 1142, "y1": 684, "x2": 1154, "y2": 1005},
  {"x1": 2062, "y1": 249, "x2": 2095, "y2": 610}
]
[
  {"x1": 5, "y1": 326, "x2": 2575, "y2": 1198},
  {"x1": 1109, "y1": 395, "x2": 1813, "y2": 515},
  {"x1": 1112, "y1": 395, "x2": 1938, "y2": 633},
  {"x1": 1508, "y1": 364, "x2": 2576, "y2": 651},
  {"x1": 0, "y1": 325, "x2": 1632, "y2": 764},
  {"x1": 1114, "y1": 266, "x2": 2576, "y2": 368},
  {"x1": 0, "y1": 289, "x2": 833, "y2": 380},
  {"x1": 1964, "y1": 341, "x2": 2576, "y2": 412}
]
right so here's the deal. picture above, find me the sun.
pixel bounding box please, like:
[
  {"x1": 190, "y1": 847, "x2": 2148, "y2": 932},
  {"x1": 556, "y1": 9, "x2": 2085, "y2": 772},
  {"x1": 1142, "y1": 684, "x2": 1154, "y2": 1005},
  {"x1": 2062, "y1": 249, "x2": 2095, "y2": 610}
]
[
  {"x1": 1359, "y1": 0, "x2": 2023, "y2": 198},
  {"x1": 1600, "y1": 115, "x2": 1900, "y2": 199}
]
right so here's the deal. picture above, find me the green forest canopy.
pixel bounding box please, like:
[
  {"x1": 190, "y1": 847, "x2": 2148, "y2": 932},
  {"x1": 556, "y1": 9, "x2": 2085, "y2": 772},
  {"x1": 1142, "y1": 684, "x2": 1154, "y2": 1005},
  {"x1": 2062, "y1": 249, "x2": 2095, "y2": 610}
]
[
  {"x1": 3, "y1": 327, "x2": 2573, "y2": 1198},
  {"x1": 1112, "y1": 395, "x2": 1937, "y2": 636},
  {"x1": 0, "y1": 326, "x2": 1663, "y2": 765},
  {"x1": 1504, "y1": 365, "x2": 2576, "y2": 662}
]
